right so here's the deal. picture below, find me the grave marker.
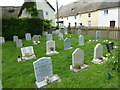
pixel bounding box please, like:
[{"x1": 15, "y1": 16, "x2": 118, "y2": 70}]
[
  {"x1": 64, "y1": 38, "x2": 73, "y2": 50},
  {"x1": 16, "y1": 39, "x2": 23, "y2": 48},
  {"x1": 96, "y1": 31, "x2": 101, "y2": 40},
  {"x1": 79, "y1": 35, "x2": 84, "y2": 45},
  {"x1": 0, "y1": 37, "x2": 5, "y2": 44},
  {"x1": 25, "y1": 33, "x2": 31, "y2": 41},
  {"x1": 13, "y1": 36, "x2": 18, "y2": 42}
]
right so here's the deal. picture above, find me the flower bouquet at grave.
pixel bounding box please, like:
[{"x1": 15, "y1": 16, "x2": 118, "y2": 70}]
[
  {"x1": 44, "y1": 76, "x2": 51, "y2": 84},
  {"x1": 73, "y1": 65, "x2": 81, "y2": 70},
  {"x1": 50, "y1": 47, "x2": 54, "y2": 51},
  {"x1": 25, "y1": 53, "x2": 34, "y2": 57},
  {"x1": 98, "y1": 57, "x2": 104, "y2": 61}
]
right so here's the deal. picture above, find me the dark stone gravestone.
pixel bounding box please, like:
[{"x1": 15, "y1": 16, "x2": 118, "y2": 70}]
[{"x1": 106, "y1": 42, "x2": 114, "y2": 53}]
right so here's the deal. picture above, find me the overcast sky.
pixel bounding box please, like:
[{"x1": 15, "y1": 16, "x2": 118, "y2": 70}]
[{"x1": 0, "y1": 0, "x2": 77, "y2": 9}]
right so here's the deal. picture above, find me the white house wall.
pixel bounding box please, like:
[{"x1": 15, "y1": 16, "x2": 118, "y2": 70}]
[
  {"x1": 98, "y1": 7, "x2": 119, "y2": 27},
  {"x1": 36, "y1": 0, "x2": 55, "y2": 26}
]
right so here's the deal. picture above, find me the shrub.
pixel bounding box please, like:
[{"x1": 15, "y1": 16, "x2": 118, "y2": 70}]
[{"x1": 2, "y1": 18, "x2": 44, "y2": 40}]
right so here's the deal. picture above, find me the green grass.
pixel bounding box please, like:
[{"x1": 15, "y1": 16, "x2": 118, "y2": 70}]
[{"x1": 2, "y1": 34, "x2": 119, "y2": 88}]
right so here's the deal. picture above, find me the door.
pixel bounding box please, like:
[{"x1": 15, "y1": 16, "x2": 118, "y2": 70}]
[{"x1": 110, "y1": 21, "x2": 115, "y2": 28}]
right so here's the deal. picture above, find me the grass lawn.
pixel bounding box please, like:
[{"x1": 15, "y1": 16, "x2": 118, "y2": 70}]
[{"x1": 2, "y1": 34, "x2": 119, "y2": 88}]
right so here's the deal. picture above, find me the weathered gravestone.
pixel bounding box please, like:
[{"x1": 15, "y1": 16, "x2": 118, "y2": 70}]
[
  {"x1": 43, "y1": 31, "x2": 48, "y2": 35},
  {"x1": 21, "y1": 46, "x2": 36, "y2": 60},
  {"x1": 77, "y1": 29, "x2": 82, "y2": 36},
  {"x1": 64, "y1": 28, "x2": 68, "y2": 35},
  {"x1": 0, "y1": 37, "x2": 5, "y2": 44},
  {"x1": 46, "y1": 34, "x2": 52, "y2": 41},
  {"x1": 33, "y1": 57, "x2": 60, "y2": 88},
  {"x1": 70, "y1": 48, "x2": 89, "y2": 72},
  {"x1": 79, "y1": 35, "x2": 84, "y2": 45},
  {"x1": 13, "y1": 36, "x2": 18, "y2": 42},
  {"x1": 64, "y1": 38, "x2": 73, "y2": 50},
  {"x1": 92, "y1": 43, "x2": 107, "y2": 64},
  {"x1": 32, "y1": 35, "x2": 40, "y2": 45},
  {"x1": 106, "y1": 42, "x2": 114, "y2": 53},
  {"x1": 58, "y1": 33, "x2": 64, "y2": 40},
  {"x1": 38, "y1": 35, "x2": 41, "y2": 38},
  {"x1": 16, "y1": 39, "x2": 23, "y2": 48},
  {"x1": 46, "y1": 40, "x2": 59, "y2": 55},
  {"x1": 96, "y1": 31, "x2": 101, "y2": 40},
  {"x1": 59, "y1": 29, "x2": 64, "y2": 34},
  {"x1": 0, "y1": 80, "x2": 2, "y2": 90},
  {"x1": 25, "y1": 33, "x2": 31, "y2": 41}
]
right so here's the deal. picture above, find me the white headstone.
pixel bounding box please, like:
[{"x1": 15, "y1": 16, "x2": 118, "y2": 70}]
[
  {"x1": 92, "y1": 43, "x2": 107, "y2": 64},
  {"x1": 16, "y1": 39, "x2": 23, "y2": 47},
  {"x1": 79, "y1": 35, "x2": 84, "y2": 45},
  {"x1": 46, "y1": 34, "x2": 52, "y2": 41},
  {"x1": 58, "y1": 33, "x2": 64, "y2": 40},
  {"x1": 0, "y1": 37, "x2": 5, "y2": 44},
  {"x1": 21, "y1": 46, "x2": 36, "y2": 60},
  {"x1": 13, "y1": 36, "x2": 18, "y2": 42},
  {"x1": 25, "y1": 33, "x2": 31, "y2": 41},
  {"x1": 96, "y1": 31, "x2": 101, "y2": 40},
  {"x1": 0, "y1": 80, "x2": 2, "y2": 90},
  {"x1": 46, "y1": 40, "x2": 59, "y2": 55},
  {"x1": 64, "y1": 28, "x2": 68, "y2": 34},
  {"x1": 32, "y1": 35, "x2": 40, "y2": 45},
  {"x1": 70, "y1": 48, "x2": 89, "y2": 72},
  {"x1": 33, "y1": 57, "x2": 60, "y2": 88},
  {"x1": 64, "y1": 38, "x2": 73, "y2": 50}
]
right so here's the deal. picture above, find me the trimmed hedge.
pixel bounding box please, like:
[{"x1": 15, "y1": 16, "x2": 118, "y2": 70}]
[{"x1": 2, "y1": 18, "x2": 44, "y2": 40}]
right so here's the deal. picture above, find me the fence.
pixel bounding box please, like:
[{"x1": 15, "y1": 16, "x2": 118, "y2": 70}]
[{"x1": 69, "y1": 27, "x2": 120, "y2": 41}]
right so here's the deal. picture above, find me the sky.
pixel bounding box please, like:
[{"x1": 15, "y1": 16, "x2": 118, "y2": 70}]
[{"x1": 0, "y1": 0, "x2": 78, "y2": 9}]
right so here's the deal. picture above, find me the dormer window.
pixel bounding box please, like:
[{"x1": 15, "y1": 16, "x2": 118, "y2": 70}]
[{"x1": 104, "y1": 10, "x2": 108, "y2": 15}]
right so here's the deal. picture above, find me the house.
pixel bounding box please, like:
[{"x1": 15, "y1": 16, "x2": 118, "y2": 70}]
[
  {"x1": 56, "y1": 0, "x2": 120, "y2": 28},
  {"x1": 18, "y1": 0, "x2": 55, "y2": 26}
]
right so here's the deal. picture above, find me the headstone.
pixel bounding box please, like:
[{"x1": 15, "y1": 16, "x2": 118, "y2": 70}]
[
  {"x1": 96, "y1": 31, "x2": 101, "y2": 40},
  {"x1": 92, "y1": 43, "x2": 107, "y2": 64},
  {"x1": 70, "y1": 48, "x2": 89, "y2": 72},
  {"x1": 0, "y1": 80, "x2": 2, "y2": 90},
  {"x1": 106, "y1": 42, "x2": 114, "y2": 53},
  {"x1": 16, "y1": 39, "x2": 23, "y2": 47},
  {"x1": 21, "y1": 46, "x2": 36, "y2": 60},
  {"x1": 32, "y1": 35, "x2": 40, "y2": 45},
  {"x1": 43, "y1": 31, "x2": 48, "y2": 35},
  {"x1": 33, "y1": 57, "x2": 60, "y2": 88},
  {"x1": 64, "y1": 38, "x2": 73, "y2": 50},
  {"x1": 46, "y1": 40, "x2": 59, "y2": 55},
  {"x1": 79, "y1": 35, "x2": 84, "y2": 45},
  {"x1": 46, "y1": 34, "x2": 52, "y2": 41},
  {"x1": 59, "y1": 29, "x2": 64, "y2": 34},
  {"x1": 77, "y1": 29, "x2": 82, "y2": 36},
  {"x1": 25, "y1": 33, "x2": 31, "y2": 41},
  {"x1": 0, "y1": 37, "x2": 5, "y2": 44},
  {"x1": 58, "y1": 33, "x2": 64, "y2": 40},
  {"x1": 38, "y1": 35, "x2": 41, "y2": 38},
  {"x1": 64, "y1": 28, "x2": 68, "y2": 34},
  {"x1": 13, "y1": 36, "x2": 18, "y2": 42}
]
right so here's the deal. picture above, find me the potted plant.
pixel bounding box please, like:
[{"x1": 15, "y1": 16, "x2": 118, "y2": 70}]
[{"x1": 98, "y1": 57, "x2": 103, "y2": 61}]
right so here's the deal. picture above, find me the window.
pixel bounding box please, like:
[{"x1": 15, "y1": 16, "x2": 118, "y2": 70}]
[
  {"x1": 46, "y1": 11, "x2": 48, "y2": 16},
  {"x1": 79, "y1": 23, "x2": 82, "y2": 26},
  {"x1": 79, "y1": 14, "x2": 82, "y2": 18},
  {"x1": 104, "y1": 10, "x2": 108, "y2": 15},
  {"x1": 75, "y1": 22, "x2": 77, "y2": 27},
  {"x1": 74, "y1": 16, "x2": 77, "y2": 19},
  {"x1": 88, "y1": 13, "x2": 91, "y2": 17},
  {"x1": 88, "y1": 21, "x2": 91, "y2": 27}
]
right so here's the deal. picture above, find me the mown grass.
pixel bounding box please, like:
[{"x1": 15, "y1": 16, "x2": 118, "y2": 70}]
[{"x1": 2, "y1": 34, "x2": 119, "y2": 88}]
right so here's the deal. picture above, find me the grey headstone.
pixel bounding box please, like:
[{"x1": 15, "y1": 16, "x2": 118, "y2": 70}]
[
  {"x1": 16, "y1": 39, "x2": 23, "y2": 47},
  {"x1": 72, "y1": 48, "x2": 84, "y2": 67},
  {"x1": 64, "y1": 38, "x2": 72, "y2": 50},
  {"x1": 0, "y1": 80, "x2": 2, "y2": 90},
  {"x1": 0, "y1": 37, "x2": 5, "y2": 44},
  {"x1": 32, "y1": 35, "x2": 39, "y2": 42},
  {"x1": 25, "y1": 33, "x2": 31, "y2": 41},
  {"x1": 33, "y1": 57, "x2": 53, "y2": 83},
  {"x1": 58, "y1": 33, "x2": 64, "y2": 40},
  {"x1": 46, "y1": 34, "x2": 52, "y2": 41},
  {"x1": 106, "y1": 42, "x2": 114, "y2": 53},
  {"x1": 94, "y1": 43, "x2": 103, "y2": 59},
  {"x1": 79, "y1": 35, "x2": 84, "y2": 45},
  {"x1": 13, "y1": 36, "x2": 18, "y2": 42},
  {"x1": 64, "y1": 28, "x2": 68, "y2": 34},
  {"x1": 96, "y1": 31, "x2": 101, "y2": 40},
  {"x1": 77, "y1": 29, "x2": 82, "y2": 36},
  {"x1": 59, "y1": 29, "x2": 64, "y2": 34}
]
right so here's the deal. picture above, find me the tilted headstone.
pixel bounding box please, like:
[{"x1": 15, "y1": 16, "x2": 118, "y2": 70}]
[
  {"x1": 46, "y1": 40, "x2": 59, "y2": 55},
  {"x1": 32, "y1": 35, "x2": 40, "y2": 45},
  {"x1": 79, "y1": 35, "x2": 84, "y2": 45},
  {"x1": 21, "y1": 46, "x2": 36, "y2": 60},
  {"x1": 92, "y1": 43, "x2": 107, "y2": 64},
  {"x1": 0, "y1": 80, "x2": 2, "y2": 90},
  {"x1": 33, "y1": 57, "x2": 60, "y2": 88},
  {"x1": 64, "y1": 38, "x2": 73, "y2": 50},
  {"x1": 13, "y1": 36, "x2": 18, "y2": 42},
  {"x1": 70, "y1": 48, "x2": 89, "y2": 72},
  {"x1": 58, "y1": 33, "x2": 64, "y2": 40},
  {"x1": 46, "y1": 34, "x2": 52, "y2": 41},
  {"x1": 25, "y1": 33, "x2": 31, "y2": 41},
  {"x1": 0, "y1": 37, "x2": 5, "y2": 44},
  {"x1": 106, "y1": 42, "x2": 114, "y2": 53},
  {"x1": 16, "y1": 39, "x2": 23, "y2": 48},
  {"x1": 96, "y1": 31, "x2": 101, "y2": 40},
  {"x1": 77, "y1": 29, "x2": 82, "y2": 36}
]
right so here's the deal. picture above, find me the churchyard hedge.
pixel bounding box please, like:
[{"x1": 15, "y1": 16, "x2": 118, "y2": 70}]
[{"x1": 2, "y1": 18, "x2": 44, "y2": 40}]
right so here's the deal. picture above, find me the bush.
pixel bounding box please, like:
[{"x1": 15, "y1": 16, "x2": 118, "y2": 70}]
[{"x1": 2, "y1": 18, "x2": 44, "y2": 40}]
